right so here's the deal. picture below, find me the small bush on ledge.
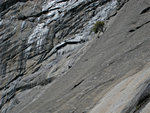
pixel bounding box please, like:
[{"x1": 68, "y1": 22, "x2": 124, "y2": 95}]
[{"x1": 93, "y1": 21, "x2": 105, "y2": 33}]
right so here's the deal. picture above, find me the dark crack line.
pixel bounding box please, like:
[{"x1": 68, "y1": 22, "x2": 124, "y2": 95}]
[
  {"x1": 140, "y1": 7, "x2": 150, "y2": 14},
  {"x1": 129, "y1": 21, "x2": 150, "y2": 33},
  {"x1": 71, "y1": 79, "x2": 85, "y2": 90}
]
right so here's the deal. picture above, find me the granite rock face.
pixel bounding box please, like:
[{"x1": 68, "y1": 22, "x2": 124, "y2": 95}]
[
  {"x1": 90, "y1": 64, "x2": 150, "y2": 113},
  {"x1": 0, "y1": 0, "x2": 119, "y2": 112},
  {"x1": 1, "y1": 0, "x2": 150, "y2": 113}
]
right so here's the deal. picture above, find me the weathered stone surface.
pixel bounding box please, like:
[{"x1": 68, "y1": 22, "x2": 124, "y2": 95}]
[
  {"x1": 0, "y1": 0, "x2": 119, "y2": 112},
  {"x1": 1, "y1": 0, "x2": 150, "y2": 113},
  {"x1": 90, "y1": 64, "x2": 150, "y2": 113}
]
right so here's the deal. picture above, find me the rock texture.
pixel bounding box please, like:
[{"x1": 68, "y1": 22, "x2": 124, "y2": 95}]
[
  {"x1": 0, "y1": 0, "x2": 150, "y2": 113},
  {"x1": 90, "y1": 63, "x2": 150, "y2": 113},
  {"x1": 0, "y1": 0, "x2": 119, "y2": 112}
]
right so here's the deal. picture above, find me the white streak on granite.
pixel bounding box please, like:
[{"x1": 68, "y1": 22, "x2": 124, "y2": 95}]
[{"x1": 25, "y1": 23, "x2": 49, "y2": 56}]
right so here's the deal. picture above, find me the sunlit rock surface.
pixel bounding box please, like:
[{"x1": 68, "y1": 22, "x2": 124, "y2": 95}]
[
  {"x1": 1, "y1": 0, "x2": 150, "y2": 113},
  {"x1": 90, "y1": 64, "x2": 150, "y2": 113},
  {"x1": 0, "y1": 0, "x2": 119, "y2": 112}
]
